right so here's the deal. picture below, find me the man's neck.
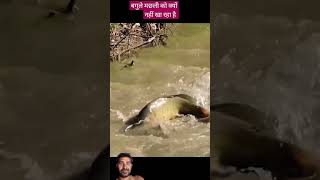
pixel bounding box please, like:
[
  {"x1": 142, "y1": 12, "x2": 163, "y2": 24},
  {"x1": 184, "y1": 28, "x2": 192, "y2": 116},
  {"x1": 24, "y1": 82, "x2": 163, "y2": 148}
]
[{"x1": 117, "y1": 175, "x2": 132, "y2": 180}]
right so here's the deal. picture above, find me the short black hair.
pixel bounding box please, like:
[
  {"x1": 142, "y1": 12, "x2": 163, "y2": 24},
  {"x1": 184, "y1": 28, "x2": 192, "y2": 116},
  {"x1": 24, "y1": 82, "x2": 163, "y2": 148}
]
[{"x1": 116, "y1": 153, "x2": 133, "y2": 164}]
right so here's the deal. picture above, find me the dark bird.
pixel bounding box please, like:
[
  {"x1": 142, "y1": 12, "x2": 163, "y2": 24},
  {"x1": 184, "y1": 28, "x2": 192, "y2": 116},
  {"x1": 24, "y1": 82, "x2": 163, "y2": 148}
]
[
  {"x1": 120, "y1": 60, "x2": 135, "y2": 70},
  {"x1": 47, "y1": 0, "x2": 79, "y2": 18}
]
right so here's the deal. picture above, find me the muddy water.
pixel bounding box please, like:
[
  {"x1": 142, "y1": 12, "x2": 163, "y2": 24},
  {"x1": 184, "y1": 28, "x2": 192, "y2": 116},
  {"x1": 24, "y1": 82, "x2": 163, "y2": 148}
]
[
  {"x1": 212, "y1": 14, "x2": 320, "y2": 180},
  {"x1": 0, "y1": 0, "x2": 107, "y2": 180},
  {"x1": 110, "y1": 24, "x2": 210, "y2": 157}
]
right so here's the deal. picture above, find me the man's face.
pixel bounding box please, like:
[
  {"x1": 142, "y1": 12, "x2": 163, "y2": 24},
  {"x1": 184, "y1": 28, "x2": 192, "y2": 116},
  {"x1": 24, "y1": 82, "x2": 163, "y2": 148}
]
[{"x1": 117, "y1": 157, "x2": 132, "y2": 177}]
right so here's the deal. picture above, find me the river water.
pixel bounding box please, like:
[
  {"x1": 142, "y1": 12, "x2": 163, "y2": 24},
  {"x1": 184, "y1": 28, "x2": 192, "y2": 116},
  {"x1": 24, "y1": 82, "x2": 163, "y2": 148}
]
[
  {"x1": 110, "y1": 24, "x2": 210, "y2": 157},
  {"x1": 212, "y1": 14, "x2": 320, "y2": 180},
  {"x1": 0, "y1": 0, "x2": 107, "y2": 180}
]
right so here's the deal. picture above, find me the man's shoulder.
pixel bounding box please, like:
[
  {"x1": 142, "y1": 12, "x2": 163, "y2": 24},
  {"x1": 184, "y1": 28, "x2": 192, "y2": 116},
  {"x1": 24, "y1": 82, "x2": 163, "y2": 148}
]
[{"x1": 133, "y1": 175, "x2": 144, "y2": 180}]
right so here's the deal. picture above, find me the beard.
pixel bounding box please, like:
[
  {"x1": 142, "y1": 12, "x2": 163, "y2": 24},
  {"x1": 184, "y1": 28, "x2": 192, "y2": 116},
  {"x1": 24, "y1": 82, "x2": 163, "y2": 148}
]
[{"x1": 119, "y1": 169, "x2": 131, "y2": 177}]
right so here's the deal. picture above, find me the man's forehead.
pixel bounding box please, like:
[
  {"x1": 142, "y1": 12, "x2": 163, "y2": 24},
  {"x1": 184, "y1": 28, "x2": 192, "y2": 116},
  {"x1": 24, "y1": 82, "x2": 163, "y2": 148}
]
[{"x1": 119, "y1": 157, "x2": 131, "y2": 162}]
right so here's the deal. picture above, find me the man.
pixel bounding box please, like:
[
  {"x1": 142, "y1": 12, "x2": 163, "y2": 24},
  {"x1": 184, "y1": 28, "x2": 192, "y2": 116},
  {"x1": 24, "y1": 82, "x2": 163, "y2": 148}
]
[{"x1": 116, "y1": 153, "x2": 144, "y2": 180}]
